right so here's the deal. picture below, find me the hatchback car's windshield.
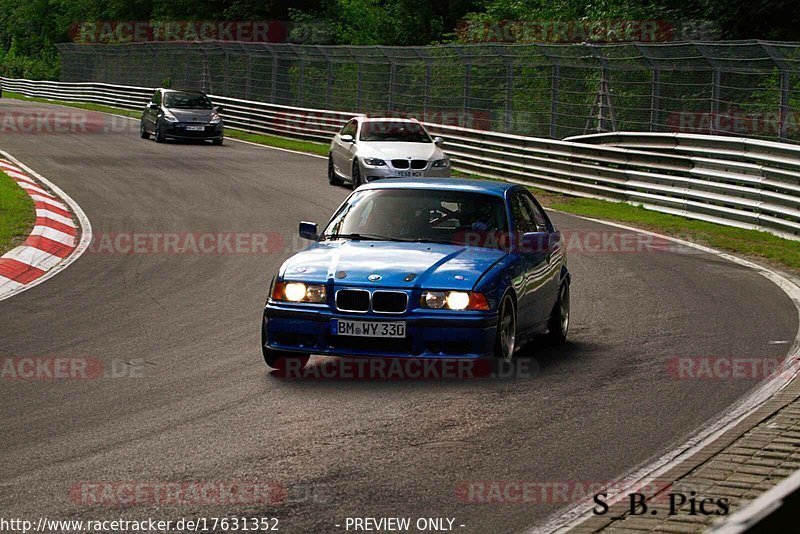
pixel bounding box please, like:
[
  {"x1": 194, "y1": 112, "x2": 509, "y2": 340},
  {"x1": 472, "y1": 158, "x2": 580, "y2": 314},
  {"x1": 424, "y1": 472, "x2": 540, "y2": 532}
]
[
  {"x1": 163, "y1": 92, "x2": 213, "y2": 109},
  {"x1": 359, "y1": 121, "x2": 431, "y2": 143},
  {"x1": 322, "y1": 189, "x2": 509, "y2": 249}
]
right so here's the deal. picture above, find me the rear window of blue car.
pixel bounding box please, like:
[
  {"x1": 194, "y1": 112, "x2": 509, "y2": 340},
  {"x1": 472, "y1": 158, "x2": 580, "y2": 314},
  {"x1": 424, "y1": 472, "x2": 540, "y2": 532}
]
[{"x1": 322, "y1": 189, "x2": 510, "y2": 249}]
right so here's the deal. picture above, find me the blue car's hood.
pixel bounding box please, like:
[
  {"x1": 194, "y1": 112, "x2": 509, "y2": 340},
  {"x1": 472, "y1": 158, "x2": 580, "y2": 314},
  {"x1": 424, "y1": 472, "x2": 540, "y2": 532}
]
[{"x1": 280, "y1": 240, "x2": 506, "y2": 290}]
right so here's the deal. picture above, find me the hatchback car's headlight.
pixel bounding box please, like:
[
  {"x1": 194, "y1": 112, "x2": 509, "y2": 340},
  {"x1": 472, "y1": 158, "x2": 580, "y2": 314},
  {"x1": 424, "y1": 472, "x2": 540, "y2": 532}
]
[
  {"x1": 432, "y1": 158, "x2": 450, "y2": 168},
  {"x1": 362, "y1": 158, "x2": 386, "y2": 166},
  {"x1": 162, "y1": 111, "x2": 179, "y2": 123},
  {"x1": 210, "y1": 112, "x2": 222, "y2": 124},
  {"x1": 272, "y1": 281, "x2": 327, "y2": 303},
  {"x1": 420, "y1": 290, "x2": 489, "y2": 310}
]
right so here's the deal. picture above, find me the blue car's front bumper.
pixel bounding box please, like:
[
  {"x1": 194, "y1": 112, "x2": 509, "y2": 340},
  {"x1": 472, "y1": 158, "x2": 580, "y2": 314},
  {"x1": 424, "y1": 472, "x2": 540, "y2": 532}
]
[{"x1": 263, "y1": 303, "x2": 498, "y2": 359}]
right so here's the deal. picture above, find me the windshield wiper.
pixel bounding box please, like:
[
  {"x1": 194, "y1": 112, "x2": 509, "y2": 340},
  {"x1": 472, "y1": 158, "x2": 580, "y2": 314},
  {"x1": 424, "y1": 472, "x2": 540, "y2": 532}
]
[{"x1": 323, "y1": 233, "x2": 393, "y2": 241}]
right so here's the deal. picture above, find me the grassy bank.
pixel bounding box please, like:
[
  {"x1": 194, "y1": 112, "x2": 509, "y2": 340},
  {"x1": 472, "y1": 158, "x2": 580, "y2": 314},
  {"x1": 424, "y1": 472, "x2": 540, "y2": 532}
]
[
  {"x1": 4, "y1": 90, "x2": 799, "y2": 273},
  {"x1": 0, "y1": 171, "x2": 35, "y2": 255}
]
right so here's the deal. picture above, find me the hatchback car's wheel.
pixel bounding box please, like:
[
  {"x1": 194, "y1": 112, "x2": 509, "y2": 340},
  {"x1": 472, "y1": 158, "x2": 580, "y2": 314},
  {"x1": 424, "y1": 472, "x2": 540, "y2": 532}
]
[
  {"x1": 212, "y1": 137, "x2": 223, "y2": 146},
  {"x1": 154, "y1": 122, "x2": 165, "y2": 143},
  {"x1": 328, "y1": 155, "x2": 343, "y2": 185},
  {"x1": 352, "y1": 161, "x2": 362, "y2": 189},
  {"x1": 494, "y1": 295, "x2": 517, "y2": 362},
  {"x1": 139, "y1": 121, "x2": 149, "y2": 139},
  {"x1": 548, "y1": 283, "x2": 570, "y2": 344}
]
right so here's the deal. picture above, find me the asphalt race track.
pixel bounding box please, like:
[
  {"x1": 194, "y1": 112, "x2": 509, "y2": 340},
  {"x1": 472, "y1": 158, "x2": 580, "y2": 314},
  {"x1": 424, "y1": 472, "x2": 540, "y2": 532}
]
[{"x1": 1, "y1": 98, "x2": 797, "y2": 532}]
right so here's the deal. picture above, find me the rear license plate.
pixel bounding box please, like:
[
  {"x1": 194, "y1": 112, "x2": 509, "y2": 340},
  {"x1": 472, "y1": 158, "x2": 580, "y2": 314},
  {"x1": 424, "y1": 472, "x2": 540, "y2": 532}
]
[
  {"x1": 186, "y1": 125, "x2": 205, "y2": 131},
  {"x1": 396, "y1": 171, "x2": 422, "y2": 177},
  {"x1": 332, "y1": 319, "x2": 406, "y2": 338}
]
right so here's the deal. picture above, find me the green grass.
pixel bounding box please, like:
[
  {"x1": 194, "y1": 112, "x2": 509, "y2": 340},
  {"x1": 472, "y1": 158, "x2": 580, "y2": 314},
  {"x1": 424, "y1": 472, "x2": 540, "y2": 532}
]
[
  {"x1": 5, "y1": 90, "x2": 800, "y2": 273},
  {"x1": 0, "y1": 171, "x2": 35, "y2": 256}
]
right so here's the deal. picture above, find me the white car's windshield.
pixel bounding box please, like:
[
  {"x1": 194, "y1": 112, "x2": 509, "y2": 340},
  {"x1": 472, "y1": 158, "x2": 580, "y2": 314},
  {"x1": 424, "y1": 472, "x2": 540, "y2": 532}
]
[
  {"x1": 359, "y1": 121, "x2": 432, "y2": 143},
  {"x1": 322, "y1": 189, "x2": 509, "y2": 249}
]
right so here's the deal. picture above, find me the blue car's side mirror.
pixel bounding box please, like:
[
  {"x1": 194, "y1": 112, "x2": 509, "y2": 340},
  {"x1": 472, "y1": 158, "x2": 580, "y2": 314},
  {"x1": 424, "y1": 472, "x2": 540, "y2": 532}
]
[
  {"x1": 299, "y1": 221, "x2": 318, "y2": 241},
  {"x1": 519, "y1": 231, "x2": 551, "y2": 254}
]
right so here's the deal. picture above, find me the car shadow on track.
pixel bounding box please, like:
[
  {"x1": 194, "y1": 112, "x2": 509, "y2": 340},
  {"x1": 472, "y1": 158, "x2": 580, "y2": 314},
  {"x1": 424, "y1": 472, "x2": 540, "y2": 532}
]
[{"x1": 264, "y1": 336, "x2": 598, "y2": 389}]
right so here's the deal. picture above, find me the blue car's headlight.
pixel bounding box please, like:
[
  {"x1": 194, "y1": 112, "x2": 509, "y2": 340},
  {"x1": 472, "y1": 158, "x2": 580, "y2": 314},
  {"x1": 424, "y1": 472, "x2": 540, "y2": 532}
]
[
  {"x1": 362, "y1": 158, "x2": 386, "y2": 166},
  {"x1": 272, "y1": 281, "x2": 327, "y2": 303},
  {"x1": 421, "y1": 291, "x2": 489, "y2": 310},
  {"x1": 162, "y1": 111, "x2": 179, "y2": 123},
  {"x1": 432, "y1": 158, "x2": 450, "y2": 168}
]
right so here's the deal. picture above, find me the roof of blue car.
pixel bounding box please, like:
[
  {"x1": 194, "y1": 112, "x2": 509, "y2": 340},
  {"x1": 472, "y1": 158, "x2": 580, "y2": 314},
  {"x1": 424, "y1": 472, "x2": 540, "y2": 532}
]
[{"x1": 360, "y1": 178, "x2": 517, "y2": 197}]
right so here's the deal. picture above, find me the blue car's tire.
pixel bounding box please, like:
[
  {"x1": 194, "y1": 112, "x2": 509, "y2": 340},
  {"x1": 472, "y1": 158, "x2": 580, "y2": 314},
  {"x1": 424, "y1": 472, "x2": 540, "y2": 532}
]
[
  {"x1": 494, "y1": 294, "x2": 516, "y2": 362},
  {"x1": 548, "y1": 283, "x2": 570, "y2": 344}
]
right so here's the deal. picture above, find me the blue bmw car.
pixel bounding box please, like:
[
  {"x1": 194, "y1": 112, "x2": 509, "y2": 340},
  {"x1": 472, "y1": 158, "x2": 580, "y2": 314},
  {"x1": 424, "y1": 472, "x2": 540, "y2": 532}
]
[{"x1": 262, "y1": 179, "x2": 570, "y2": 370}]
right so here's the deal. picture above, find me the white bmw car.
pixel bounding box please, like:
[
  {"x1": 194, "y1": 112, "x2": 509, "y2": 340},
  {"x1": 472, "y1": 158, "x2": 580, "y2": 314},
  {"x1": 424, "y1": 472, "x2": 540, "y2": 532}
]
[{"x1": 328, "y1": 117, "x2": 452, "y2": 188}]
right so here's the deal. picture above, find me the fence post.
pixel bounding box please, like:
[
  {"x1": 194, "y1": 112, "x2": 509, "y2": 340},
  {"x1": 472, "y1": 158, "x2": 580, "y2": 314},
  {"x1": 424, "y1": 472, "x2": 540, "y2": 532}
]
[
  {"x1": 779, "y1": 68, "x2": 790, "y2": 141},
  {"x1": 326, "y1": 60, "x2": 334, "y2": 109},
  {"x1": 356, "y1": 62, "x2": 362, "y2": 110},
  {"x1": 463, "y1": 62, "x2": 472, "y2": 118},
  {"x1": 245, "y1": 53, "x2": 252, "y2": 100},
  {"x1": 550, "y1": 64, "x2": 560, "y2": 139},
  {"x1": 710, "y1": 68, "x2": 720, "y2": 134},
  {"x1": 650, "y1": 67, "x2": 661, "y2": 132},
  {"x1": 505, "y1": 61, "x2": 513, "y2": 132},
  {"x1": 423, "y1": 62, "x2": 431, "y2": 121},
  {"x1": 270, "y1": 51, "x2": 278, "y2": 103},
  {"x1": 388, "y1": 61, "x2": 396, "y2": 111},
  {"x1": 297, "y1": 59, "x2": 305, "y2": 107}
]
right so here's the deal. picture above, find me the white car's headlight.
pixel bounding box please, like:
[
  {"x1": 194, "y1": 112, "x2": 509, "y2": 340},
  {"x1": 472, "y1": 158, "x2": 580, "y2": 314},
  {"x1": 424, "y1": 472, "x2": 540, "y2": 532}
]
[
  {"x1": 162, "y1": 111, "x2": 179, "y2": 123},
  {"x1": 420, "y1": 290, "x2": 489, "y2": 310},
  {"x1": 362, "y1": 158, "x2": 386, "y2": 166},
  {"x1": 432, "y1": 158, "x2": 450, "y2": 168},
  {"x1": 272, "y1": 281, "x2": 327, "y2": 303}
]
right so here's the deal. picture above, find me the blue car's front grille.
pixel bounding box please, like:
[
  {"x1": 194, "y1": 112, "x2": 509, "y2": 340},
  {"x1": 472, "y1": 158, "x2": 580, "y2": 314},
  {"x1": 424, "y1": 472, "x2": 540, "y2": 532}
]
[
  {"x1": 336, "y1": 289, "x2": 370, "y2": 312},
  {"x1": 372, "y1": 291, "x2": 408, "y2": 313},
  {"x1": 335, "y1": 289, "x2": 409, "y2": 314}
]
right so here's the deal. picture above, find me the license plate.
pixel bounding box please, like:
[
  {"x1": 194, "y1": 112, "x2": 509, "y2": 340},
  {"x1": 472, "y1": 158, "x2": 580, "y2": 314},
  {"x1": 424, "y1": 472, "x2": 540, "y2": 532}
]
[
  {"x1": 332, "y1": 319, "x2": 406, "y2": 338},
  {"x1": 186, "y1": 125, "x2": 205, "y2": 131},
  {"x1": 396, "y1": 171, "x2": 422, "y2": 177}
]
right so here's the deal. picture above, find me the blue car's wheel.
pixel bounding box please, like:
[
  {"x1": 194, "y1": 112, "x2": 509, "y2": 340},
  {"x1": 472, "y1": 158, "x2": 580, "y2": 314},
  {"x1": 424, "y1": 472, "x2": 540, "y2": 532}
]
[
  {"x1": 548, "y1": 283, "x2": 570, "y2": 344},
  {"x1": 494, "y1": 295, "x2": 516, "y2": 362}
]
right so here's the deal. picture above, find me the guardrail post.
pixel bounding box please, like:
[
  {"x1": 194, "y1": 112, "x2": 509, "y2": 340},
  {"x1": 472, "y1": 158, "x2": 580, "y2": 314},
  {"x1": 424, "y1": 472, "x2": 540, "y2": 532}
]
[
  {"x1": 780, "y1": 68, "x2": 790, "y2": 141},
  {"x1": 650, "y1": 67, "x2": 661, "y2": 132},
  {"x1": 550, "y1": 64, "x2": 560, "y2": 139},
  {"x1": 505, "y1": 61, "x2": 514, "y2": 132}
]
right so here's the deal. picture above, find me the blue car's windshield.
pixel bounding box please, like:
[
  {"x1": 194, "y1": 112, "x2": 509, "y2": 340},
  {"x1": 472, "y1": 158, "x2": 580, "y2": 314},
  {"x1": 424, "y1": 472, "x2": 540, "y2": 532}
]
[{"x1": 322, "y1": 189, "x2": 510, "y2": 250}]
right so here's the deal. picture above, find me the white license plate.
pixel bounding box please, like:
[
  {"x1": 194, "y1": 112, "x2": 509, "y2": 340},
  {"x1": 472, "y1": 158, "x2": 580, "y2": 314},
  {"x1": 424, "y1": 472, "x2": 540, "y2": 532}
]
[
  {"x1": 396, "y1": 171, "x2": 422, "y2": 177},
  {"x1": 332, "y1": 319, "x2": 406, "y2": 338},
  {"x1": 186, "y1": 125, "x2": 205, "y2": 131}
]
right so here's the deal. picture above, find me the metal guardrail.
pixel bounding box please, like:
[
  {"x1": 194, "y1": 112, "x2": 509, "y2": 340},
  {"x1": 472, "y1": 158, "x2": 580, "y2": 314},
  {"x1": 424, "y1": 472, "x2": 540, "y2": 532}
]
[{"x1": 2, "y1": 77, "x2": 799, "y2": 240}]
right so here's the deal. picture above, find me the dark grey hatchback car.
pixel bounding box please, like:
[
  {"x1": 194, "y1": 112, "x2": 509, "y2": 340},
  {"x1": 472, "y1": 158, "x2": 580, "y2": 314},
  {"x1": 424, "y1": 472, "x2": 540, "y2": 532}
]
[{"x1": 140, "y1": 89, "x2": 224, "y2": 145}]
